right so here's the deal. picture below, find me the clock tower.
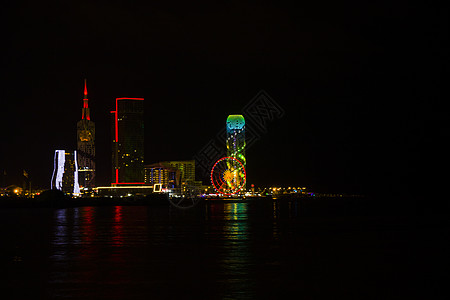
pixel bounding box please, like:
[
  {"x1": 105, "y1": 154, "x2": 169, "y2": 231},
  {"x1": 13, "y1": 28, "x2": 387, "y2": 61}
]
[{"x1": 77, "y1": 79, "x2": 96, "y2": 189}]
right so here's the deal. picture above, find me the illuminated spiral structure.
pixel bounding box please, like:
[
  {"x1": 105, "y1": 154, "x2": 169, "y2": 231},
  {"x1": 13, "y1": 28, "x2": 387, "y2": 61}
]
[
  {"x1": 226, "y1": 115, "x2": 246, "y2": 191},
  {"x1": 211, "y1": 157, "x2": 246, "y2": 195}
]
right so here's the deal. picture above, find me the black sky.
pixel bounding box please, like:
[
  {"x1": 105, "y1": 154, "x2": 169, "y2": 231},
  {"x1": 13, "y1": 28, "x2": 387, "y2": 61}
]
[{"x1": 1, "y1": 1, "x2": 447, "y2": 203}]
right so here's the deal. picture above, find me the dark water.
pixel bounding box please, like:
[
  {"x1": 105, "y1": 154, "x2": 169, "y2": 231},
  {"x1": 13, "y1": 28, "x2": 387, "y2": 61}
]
[{"x1": 1, "y1": 200, "x2": 448, "y2": 299}]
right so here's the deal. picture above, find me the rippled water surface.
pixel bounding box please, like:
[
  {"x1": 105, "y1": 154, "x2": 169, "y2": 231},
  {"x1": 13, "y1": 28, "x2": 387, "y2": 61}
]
[{"x1": 1, "y1": 201, "x2": 447, "y2": 299}]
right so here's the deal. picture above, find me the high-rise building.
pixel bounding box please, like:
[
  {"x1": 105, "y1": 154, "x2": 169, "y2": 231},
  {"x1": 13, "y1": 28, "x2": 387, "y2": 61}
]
[
  {"x1": 226, "y1": 114, "x2": 246, "y2": 189},
  {"x1": 144, "y1": 162, "x2": 179, "y2": 188},
  {"x1": 166, "y1": 160, "x2": 196, "y2": 183},
  {"x1": 226, "y1": 115, "x2": 246, "y2": 163},
  {"x1": 144, "y1": 160, "x2": 196, "y2": 189},
  {"x1": 144, "y1": 160, "x2": 205, "y2": 195},
  {"x1": 111, "y1": 97, "x2": 144, "y2": 185},
  {"x1": 77, "y1": 79, "x2": 95, "y2": 189},
  {"x1": 51, "y1": 150, "x2": 80, "y2": 194}
]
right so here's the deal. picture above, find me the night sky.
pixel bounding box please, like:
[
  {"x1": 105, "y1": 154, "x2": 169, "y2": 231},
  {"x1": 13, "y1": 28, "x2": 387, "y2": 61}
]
[{"x1": 1, "y1": 1, "x2": 447, "y2": 202}]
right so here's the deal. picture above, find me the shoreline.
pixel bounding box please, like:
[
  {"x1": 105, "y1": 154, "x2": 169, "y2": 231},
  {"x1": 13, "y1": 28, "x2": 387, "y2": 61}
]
[
  {"x1": 0, "y1": 193, "x2": 367, "y2": 208},
  {"x1": 1, "y1": 195, "x2": 449, "y2": 219},
  {"x1": 0, "y1": 195, "x2": 394, "y2": 217}
]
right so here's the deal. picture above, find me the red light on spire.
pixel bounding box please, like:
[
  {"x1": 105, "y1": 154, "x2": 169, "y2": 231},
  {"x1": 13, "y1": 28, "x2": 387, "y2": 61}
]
[
  {"x1": 81, "y1": 79, "x2": 90, "y2": 120},
  {"x1": 84, "y1": 79, "x2": 88, "y2": 97}
]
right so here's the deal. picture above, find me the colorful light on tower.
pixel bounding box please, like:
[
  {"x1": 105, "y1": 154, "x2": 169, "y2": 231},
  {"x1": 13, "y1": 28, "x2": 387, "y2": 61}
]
[
  {"x1": 226, "y1": 114, "x2": 246, "y2": 191},
  {"x1": 211, "y1": 115, "x2": 247, "y2": 195}
]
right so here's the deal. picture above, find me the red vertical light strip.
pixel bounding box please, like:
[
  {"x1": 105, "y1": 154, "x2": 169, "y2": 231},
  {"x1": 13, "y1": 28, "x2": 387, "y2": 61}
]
[
  {"x1": 82, "y1": 80, "x2": 89, "y2": 120},
  {"x1": 115, "y1": 99, "x2": 120, "y2": 184},
  {"x1": 115, "y1": 111, "x2": 118, "y2": 142},
  {"x1": 86, "y1": 98, "x2": 90, "y2": 120},
  {"x1": 114, "y1": 107, "x2": 119, "y2": 183},
  {"x1": 111, "y1": 109, "x2": 118, "y2": 184}
]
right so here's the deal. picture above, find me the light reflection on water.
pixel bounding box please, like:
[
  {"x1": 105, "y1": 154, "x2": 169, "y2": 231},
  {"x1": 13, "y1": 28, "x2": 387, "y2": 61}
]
[
  {"x1": 48, "y1": 202, "x2": 272, "y2": 299},
  {"x1": 112, "y1": 206, "x2": 124, "y2": 247},
  {"x1": 2, "y1": 199, "x2": 438, "y2": 299},
  {"x1": 20, "y1": 200, "x2": 304, "y2": 298},
  {"x1": 220, "y1": 203, "x2": 253, "y2": 299}
]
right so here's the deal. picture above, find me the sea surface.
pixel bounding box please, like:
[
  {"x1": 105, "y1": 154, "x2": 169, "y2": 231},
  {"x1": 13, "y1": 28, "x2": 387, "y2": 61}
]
[{"x1": 1, "y1": 199, "x2": 448, "y2": 299}]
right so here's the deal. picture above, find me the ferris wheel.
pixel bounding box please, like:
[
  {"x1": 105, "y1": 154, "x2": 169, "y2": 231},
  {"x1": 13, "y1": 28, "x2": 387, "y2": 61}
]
[{"x1": 210, "y1": 157, "x2": 246, "y2": 195}]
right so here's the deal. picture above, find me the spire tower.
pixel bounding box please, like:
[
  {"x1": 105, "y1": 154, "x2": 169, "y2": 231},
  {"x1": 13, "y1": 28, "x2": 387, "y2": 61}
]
[
  {"x1": 82, "y1": 79, "x2": 90, "y2": 120},
  {"x1": 77, "y1": 78, "x2": 96, "y2": 189}
]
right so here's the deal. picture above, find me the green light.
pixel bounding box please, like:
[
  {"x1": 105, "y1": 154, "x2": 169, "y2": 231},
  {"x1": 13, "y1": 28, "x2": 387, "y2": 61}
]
[
  {"x1": 226, "y1": 115, "x2": 245, "y2": 130},
  {"x1": 226, "y1": 115, "x2": 246, "y2": 191}
]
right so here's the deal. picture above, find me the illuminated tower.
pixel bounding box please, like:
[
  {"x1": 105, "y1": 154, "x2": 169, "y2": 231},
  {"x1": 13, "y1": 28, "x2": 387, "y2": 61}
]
[
  {"x1": 111, "y1": 98, "x2": 144, "y2": 185},
  {"x1": 226, "y1": 114, "x2": 246, "y2": 190},
  {"x1": 76, "y1": 79, "x2": 95, "y2": 189},
  {"x1": 51, "y1": 150, "x2": 80, "y2": 194}
]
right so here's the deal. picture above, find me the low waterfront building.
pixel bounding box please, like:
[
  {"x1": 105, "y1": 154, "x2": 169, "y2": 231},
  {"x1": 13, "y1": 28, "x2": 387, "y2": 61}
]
[
  {"x1": 96, "y1": 185, "x2": 153, "y2": 197},
  {"x1": 144, "y1": 160, "x2": 204, "y2": 195},
  {"x1": 144, "y1": 162, "x2": 179, "y2": 189}
]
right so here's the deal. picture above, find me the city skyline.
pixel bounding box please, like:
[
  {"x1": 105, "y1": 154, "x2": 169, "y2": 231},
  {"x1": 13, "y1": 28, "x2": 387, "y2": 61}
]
[
  {"x1": 1, "y1": 1, "x2": 445, "y2": 202},
  {"x1": 0, "y1": 3, "x2": 446, "y2": 299}
]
